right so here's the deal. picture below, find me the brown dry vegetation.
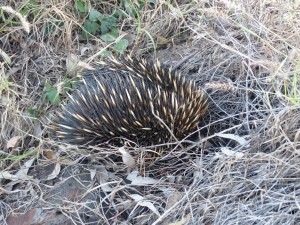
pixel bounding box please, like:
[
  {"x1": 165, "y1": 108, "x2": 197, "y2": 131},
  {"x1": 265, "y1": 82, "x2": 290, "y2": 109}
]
[{"x1": 1, "y1": 0, "x2": 300, "y2": 224}]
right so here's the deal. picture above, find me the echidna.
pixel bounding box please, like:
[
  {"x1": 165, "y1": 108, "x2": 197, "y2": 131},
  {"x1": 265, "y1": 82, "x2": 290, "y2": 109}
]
[{"x1": 50, "y1": 55, "x2": 207, "y2": 147}]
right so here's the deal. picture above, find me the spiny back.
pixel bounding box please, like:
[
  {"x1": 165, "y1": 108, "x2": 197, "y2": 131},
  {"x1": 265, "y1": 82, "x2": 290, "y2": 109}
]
[{"x1": 50, "y1": 56, "x2": 207, "y2": 146}]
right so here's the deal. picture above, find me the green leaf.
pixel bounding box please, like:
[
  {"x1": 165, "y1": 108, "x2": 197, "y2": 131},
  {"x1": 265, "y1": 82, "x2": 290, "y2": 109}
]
[
  {"x1": 122, "y1": 0, "x2": 135, "y2": 17},
  {"x1": 114, "y1": 39, "x2": 129, "y2": 52},
  {"x1": 101, "y1": 29, "x2": 118, "y2": 42},
  {"x1": 44, "y1": 19, "x2": 64, "y2": 35},
  {"x1": 27, "y1": 107, "x2": 36, "y2": 119},
  {"x1": 105, "y1": 15, "x2": 117, "y2": 25},
  {"x1": 76, "y1": 0, "x2": 86, "y2": 13},
  {"x1": 101, "y1": 50, "x2": 112, "y2": 58},
  {"x1": 71, "y1": 80, "x2": 78, "y2": 89},
  {"x1": 62, "y1": 78, "x2": 78, "y2": 93},
  {"x1": 122, "y1": 0, "x2": 131, "y2": 13},
  {"x1": 89, "y1": 8, "x2": 102, "y2": 21},
  {"x1": 63, "y1": 78, "x2": 72, "y2": 94},
  {"x1": 111, "y1": 28, "x2": 119, "y2": 37},
  {"x1": 82, "y1": 30, "x2": 89, "y2": 40},
  {"x1": 20, "y1": 6, "x2": 31, "y2": 16},
  {"x1": 112, "y1": 9, "x2": 126, "y2": 19},
  {"x1": 44, "y1": 22, "x2": 54, "y2": 35},
  {"x1": 45, "y1": 82, "x2": 61, "y2": 106},
  {"x1": 83, "y1": 20, "x2": 100, "y2": 35},
  {"x1": 0, "y1": 149, "x2": 36, "y2": 161},
  {"x1": 100, "y1": 21, "x2": 109, "y2": 34},
  {"x1": 19, "y1": 0, "x2": 39, "y2": 17},
  {"x1": 92, "y1": 22, "x2": 100, "y2": 34},
  {"x1": 83, "y1": 19, "x2": 102, "y2": 39},
  {"x1": 83, "y1": 21, "x2": 93, "y2": 34},
  {"x1": 84, "y1": 21, "x2": 94, "y2": 33},
  {"x1": 100, "y1": 16, "x2": 117, "y2": 34}
]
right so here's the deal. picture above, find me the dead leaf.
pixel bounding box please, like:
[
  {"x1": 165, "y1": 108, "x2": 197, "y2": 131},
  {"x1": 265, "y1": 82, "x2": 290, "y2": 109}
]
[
  {"x1": 168, "y1": 214, "x2": 191, "y2": 225},
  {"x1": 77, "y1": 61, "x2": 95, "y2": 70},
  {"x1": 0, "y1": 157, "x2": 35, "y2": 181},
  {"x1": 129, "y1": 194, "x2": 161, "y2": 217},
  {"x1": 97, "y1": 166, "x2": 112, "y2": 192},
  {"x1": 130, "y1": 194, "x2": 144, "y2": 201},
  {"x1": 122, "y1": 32, "x2": 136, "y2": 46},
  {"x1": 138, "y1": 200, "x2": 160, "y2": 216},
  {"x1": 33, "y1": 120, "x2": 43, "y2": 139},
  {"x1": 6, "y1": 136, "x2": 21, "y2": 149},
  {"x1": 66, "y1": 54, "x2": 79, "y2": 76},
  {"x1": 44, "y1": 149, "x2": 57, "y2": 160},
  {"x1": 216, "y1": 133, "x2": 249, "y2": 147},
  {"x1": 45, "y1": 163, "x2": 61, "y2": 180},
  {"x1": 80, "y1": 46, "x2": 92, "y2": 55},
  {"x1": 89, "y1": 169, "x2": 96, "y2": 180},
  {"x1": 118, "y1": 147, "x2": 135, "y2": 168},
  {"x1": 66, "y1": 53, "x2": 94, "y2": 73},
  {"x1": 127, "y1": 170, "x2": 159, "y2": 185},
  {"x1": 165, "y1": 190, "x2": 181, "y2": 210},
  {"x1": 220, "y1": 147, "x2": 244, "y2": 159},
  {"x1": 7, "y1": 66, "x2": 22, "y2": 76},
  {"x1": 157, "y1": 35, "x2": 170, "y2": 45}
]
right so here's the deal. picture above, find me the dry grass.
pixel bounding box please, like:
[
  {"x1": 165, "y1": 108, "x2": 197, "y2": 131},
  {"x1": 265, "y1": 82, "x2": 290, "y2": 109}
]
[{"x1": 1, "y1": 0, "x2": 300, "y2": 224}]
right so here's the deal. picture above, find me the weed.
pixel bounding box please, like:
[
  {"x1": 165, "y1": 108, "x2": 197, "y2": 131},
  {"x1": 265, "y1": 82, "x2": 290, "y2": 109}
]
[{"x1": 0, "y1": 74, "x2": 17, "y2": 97}]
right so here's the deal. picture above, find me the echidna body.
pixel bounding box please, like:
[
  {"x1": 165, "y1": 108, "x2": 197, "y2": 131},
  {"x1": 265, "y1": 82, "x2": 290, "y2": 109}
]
[{"x1": 51, "y1": 56, "x2": 207, "y2": 146}]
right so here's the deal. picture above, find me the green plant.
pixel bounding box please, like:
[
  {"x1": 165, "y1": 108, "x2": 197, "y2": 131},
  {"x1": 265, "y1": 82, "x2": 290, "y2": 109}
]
[
  {"x1": 45, "y1": 82, "x2": 61, "y2": 107},
  {"x1": 75, "y1": 0, "x2": 156, "y2": 56},
  {"x1": 27, "y1": 107, "x2": 37, "y2": 119},
  {"x1": 0, "y1": 5, "x2": 31, "y2": 33},
  {"x1": 0, "y1": 150, "x2": 34, "y2": 161},
  {"x1": 44, "y1": 15, "x2": 64, "y2": 35},
  {"x1": 44, "y1": 77, "x2": 78, "y2": 107},
  {"x1": 62, "y1": 78, "x2": 78, "y2": 94},
  {"x1": 283, "y1": 63, "x2": 300, "y2": 106},
  {"x1": 28, "y1": 78, "x2": 77, "y2": 120},
  {"x1": 0, "y1": 72, "x2": 18, "y2": 97},
  {"x1": 19, "y1": 0, "x2": 40, "y2": 19}
]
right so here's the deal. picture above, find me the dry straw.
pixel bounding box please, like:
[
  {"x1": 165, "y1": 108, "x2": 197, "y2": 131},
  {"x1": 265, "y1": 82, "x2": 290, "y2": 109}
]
[{"x1": 0, "y1": 6, "x2": 30, "y2": 33}]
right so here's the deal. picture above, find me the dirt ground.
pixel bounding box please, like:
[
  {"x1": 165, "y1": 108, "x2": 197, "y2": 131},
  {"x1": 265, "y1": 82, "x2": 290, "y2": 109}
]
[{"x1": 1, "y1": 1, "x2": 300, "y2": 225}]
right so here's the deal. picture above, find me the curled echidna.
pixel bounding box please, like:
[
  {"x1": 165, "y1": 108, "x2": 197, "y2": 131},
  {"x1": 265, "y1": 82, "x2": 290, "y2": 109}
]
[{"x1": 50, "y1": 55, "x2": 207, "y2": 147}]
